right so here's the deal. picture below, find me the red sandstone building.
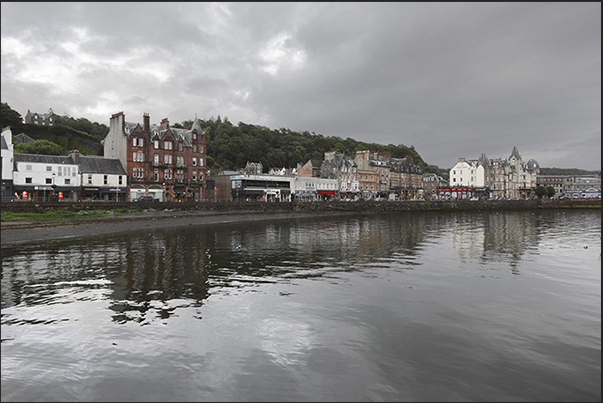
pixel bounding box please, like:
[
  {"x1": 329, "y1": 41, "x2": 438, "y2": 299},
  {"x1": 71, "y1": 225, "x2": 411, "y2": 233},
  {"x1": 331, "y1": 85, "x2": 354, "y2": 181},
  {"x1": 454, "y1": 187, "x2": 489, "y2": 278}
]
[{"x1": 103, "y1": 112, "x2": 207, "y2": 201}]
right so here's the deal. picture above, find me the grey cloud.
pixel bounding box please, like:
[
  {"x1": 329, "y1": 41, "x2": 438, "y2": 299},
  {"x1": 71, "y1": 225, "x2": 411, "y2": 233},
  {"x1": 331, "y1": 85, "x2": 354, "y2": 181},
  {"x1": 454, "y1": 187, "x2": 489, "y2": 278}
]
[{"x1": 1, "y1": 2, "x2": 600, "y2": 170}]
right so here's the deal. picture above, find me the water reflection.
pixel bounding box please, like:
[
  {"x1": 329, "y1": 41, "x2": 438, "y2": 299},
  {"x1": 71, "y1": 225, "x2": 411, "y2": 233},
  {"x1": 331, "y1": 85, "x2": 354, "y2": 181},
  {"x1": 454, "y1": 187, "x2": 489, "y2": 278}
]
[
  {"x1": 1, "y1": 210, "x2": 599, "y2": 325},
  {"x1": 1, "y1": 210, "x2": 600, "y2": 402},
  {"x1": 2, "y1": 211, "x2": 597, "y2": 317}
]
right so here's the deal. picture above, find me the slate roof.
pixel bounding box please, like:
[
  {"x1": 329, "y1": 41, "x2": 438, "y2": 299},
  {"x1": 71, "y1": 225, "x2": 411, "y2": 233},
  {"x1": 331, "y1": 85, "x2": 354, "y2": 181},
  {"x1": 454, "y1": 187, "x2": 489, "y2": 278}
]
[
  {"x1": 78, "y1": 155, "x2": 126, "y2": 175},
  {"x1": 13, "y1": 153, "x2": 126, "y2": 175},
  {"x1": 14, "y1": 153, "x2": 75, "y2": 165}
]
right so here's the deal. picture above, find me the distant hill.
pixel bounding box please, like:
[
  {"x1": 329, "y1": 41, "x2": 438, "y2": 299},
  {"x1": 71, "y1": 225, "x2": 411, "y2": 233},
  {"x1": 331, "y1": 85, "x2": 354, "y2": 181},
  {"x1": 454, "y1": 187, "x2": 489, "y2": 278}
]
[
  {"x1": 14, "y1": 123, "x2": 104, "y2": 156},
  {"x1": 539, "y1": 167, "x2": 601, "y2": 176}
]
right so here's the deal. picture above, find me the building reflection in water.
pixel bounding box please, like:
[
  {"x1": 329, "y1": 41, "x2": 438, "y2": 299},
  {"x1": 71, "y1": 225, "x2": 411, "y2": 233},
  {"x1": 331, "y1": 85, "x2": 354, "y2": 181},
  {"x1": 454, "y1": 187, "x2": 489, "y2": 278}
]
[{"x1": 1, "y1": 211, "x2": 552, "y2": 325}]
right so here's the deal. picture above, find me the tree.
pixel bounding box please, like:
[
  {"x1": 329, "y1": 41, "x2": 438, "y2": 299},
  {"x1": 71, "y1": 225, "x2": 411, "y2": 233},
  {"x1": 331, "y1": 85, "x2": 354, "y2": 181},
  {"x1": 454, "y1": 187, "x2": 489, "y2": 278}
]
[
  {"x1": 1, "y1": 102, "x2": 24, "y2": 130},
  {"x1": 535, "y1": 186, "x2": 548, "y2": 198},
  {"x1": 14, "y1": 139, "x2": 65, "y2": 155},
  {"x1": 546, "y1": 186, "x2": 556, "y2": 198}
]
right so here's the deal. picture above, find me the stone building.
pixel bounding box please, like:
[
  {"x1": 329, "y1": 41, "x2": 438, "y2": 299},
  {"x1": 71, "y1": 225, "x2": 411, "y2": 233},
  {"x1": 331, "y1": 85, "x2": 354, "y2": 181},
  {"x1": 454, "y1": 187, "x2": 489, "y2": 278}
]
[
  {"x1": 103, "y1": 112, "x2": 207, "y2": 202},
  {"x1": 24, "y1": 110, "x2": 54, "y2": 126},
  {"x1": 390, "y1": 156, "x2": 423, "y2": 200},
  {"x1": 320, "y1": 151, "x2": 359, "y2": 199},
  {"x1": 355, "y1": 150, "x2": 390, "y2": 199}
]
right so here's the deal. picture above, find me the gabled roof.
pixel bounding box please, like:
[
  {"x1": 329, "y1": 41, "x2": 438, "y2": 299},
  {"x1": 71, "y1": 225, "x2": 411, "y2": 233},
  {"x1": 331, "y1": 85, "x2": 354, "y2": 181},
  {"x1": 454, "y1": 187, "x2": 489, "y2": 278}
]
[{"x1": 14, "y1": 133, "x2": 35, "y2": 144}]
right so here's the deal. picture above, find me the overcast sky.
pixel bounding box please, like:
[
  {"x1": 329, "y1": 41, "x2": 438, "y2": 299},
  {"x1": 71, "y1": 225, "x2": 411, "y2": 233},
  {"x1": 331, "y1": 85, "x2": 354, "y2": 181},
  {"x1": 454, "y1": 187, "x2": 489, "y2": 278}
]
[{"x1": 1, "y1": 2, "x2": 600, "y2": 170}]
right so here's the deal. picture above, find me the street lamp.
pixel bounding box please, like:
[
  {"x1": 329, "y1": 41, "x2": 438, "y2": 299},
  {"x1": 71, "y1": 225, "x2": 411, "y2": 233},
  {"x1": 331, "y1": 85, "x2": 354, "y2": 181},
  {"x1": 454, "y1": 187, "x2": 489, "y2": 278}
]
[{"x1": 52, "y1": 172, "x2": 56, "y2": 201}]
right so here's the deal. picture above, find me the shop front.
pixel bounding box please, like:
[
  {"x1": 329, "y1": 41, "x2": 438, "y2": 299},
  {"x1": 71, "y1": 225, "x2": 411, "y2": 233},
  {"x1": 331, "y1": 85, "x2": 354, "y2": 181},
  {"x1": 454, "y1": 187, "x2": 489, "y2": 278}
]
[
  {"x1": 294, "y1": 189, "x2": 317, "y2": 202},
  {"x1": 130, "y1": 185, "x2": 146, "y2": 201},
  {"x1": 81, "y1": 186, "x2": 100, "y2": 201},
  {"x1": 317, "y1": 190, "x2": 336, "y2": 201},
  {"x1": 437, "y1": 186, "x2": 473, "y2": 200},
  {"x1": 99, "y1": 186, "x2": 127, "y2": 202},
  {"x1": 148, "y1": 185, "x2": 164, "y2": 202}
]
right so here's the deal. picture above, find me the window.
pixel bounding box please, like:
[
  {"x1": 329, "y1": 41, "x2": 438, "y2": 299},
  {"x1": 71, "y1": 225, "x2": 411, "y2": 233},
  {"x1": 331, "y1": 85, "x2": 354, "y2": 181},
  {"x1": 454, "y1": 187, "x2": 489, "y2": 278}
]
[
  {"x1": 104, "y1": 175, "x2": 108, "y2": 185},
  {"x1": 193, "y1": 171, "x2": 197, "y2": 181},
  {"x1": 199, "y1": 145, "x2": 203, "y2": 153},
  {"x1": 26, "y1": 165, "x2": 32, "y2": 171},
  {"x1": 65, "y1": 178, "x2": 71, "y2": 185},
  {"x1": 154, "y1": 140, "x2": 159, "y2": 149},
  {"x1": 58, "y1": 166, "x2": 62, "y2": 176},
  {"x1": 164, "y1": 154, "x2": 172, "y2": 164},
  {"x1": 154, "y1": 168, "x2": 159, "y2": 182},
  {"x1": 193, "y1": 157, "x2": 197, "y2": 166},
  {"x1": 164, "y1": 141, "x2": 172, "y2": 150},
  {"x1": 178, "y1": 142, "x2": 183, "y2": 151},
  {"x1": 193, "y1": 144, "x2": 196, "y2": 153},
  {"x1": 26, "y1": 177, "x2": 32, "y2": 183},
  {"x1": 46, "y1": 178, "x2": 52, "y2": 184},
  {"x1": 119, "y1": 176, "x2": 123, "y2": 185},
  {"x1": 46, "y1": 166, "x2": 52, "y2": 171},
  {"x1": 154, "y1": 154, "x2": 159, "y2": 164},
  {"x1": 88, "y1": 174, "x2": 93, "y2": 184},
  {"x1": 199, "y1": 158, "x2": 204, "y2": 167}
]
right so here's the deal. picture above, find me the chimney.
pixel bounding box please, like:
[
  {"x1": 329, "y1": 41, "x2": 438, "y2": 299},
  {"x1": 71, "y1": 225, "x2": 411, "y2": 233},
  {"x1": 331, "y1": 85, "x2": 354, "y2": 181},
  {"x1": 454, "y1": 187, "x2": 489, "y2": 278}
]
[
  {"x1": 459, "y1": 156, "x2": 466, "y2": 163},
  {"x1": 143, "y1": 112, "x2": 150, "y2": 133},
  {"x1": 69, "y1": 149, "x2": 80, "y2": 164},
  {"x1": 160, "y1": 118, "x2": 169, "y2": 129}
]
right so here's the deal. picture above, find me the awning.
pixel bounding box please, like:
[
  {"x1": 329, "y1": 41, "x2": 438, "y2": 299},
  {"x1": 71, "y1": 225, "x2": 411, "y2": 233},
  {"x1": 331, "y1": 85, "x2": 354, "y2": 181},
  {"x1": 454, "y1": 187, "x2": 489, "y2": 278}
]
[{"x1": 317, "y1": 190, "x2": 336, "y2": 195}]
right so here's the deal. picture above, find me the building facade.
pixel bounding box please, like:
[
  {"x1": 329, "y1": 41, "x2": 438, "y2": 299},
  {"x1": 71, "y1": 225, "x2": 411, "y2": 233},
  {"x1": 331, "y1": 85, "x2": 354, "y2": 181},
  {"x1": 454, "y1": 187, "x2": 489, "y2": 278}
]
[
  {"x1": 450, "y1": 147, "x2": 540, "y2": 199},
  {"x1": 103, "y1": 112, "x2": 207, "y2": 202},
  {"x1": 321, "y1": 152, "x2": 359, "y2": 199},
  {"x1": 563, "y1": 175, "x2": 601, "y2": 198},
  {"x1": 13, "y1": 153, "x2": 81, "y2": 201},
  {"x1": 2, "y1": 127, "x2": 15, "y2": 201}
]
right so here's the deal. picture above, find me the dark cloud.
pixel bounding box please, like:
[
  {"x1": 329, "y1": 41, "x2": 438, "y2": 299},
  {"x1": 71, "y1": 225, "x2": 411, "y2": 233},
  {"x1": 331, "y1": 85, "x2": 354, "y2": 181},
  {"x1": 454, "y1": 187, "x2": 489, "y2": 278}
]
[{"x1": 1, "y1": 2, "x2": 600, "y2": 170}]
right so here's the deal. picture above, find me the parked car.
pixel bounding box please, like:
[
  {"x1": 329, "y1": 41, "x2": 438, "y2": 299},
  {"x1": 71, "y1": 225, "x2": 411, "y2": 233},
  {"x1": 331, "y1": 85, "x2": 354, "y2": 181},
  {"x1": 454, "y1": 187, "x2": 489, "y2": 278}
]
[{"x1": 134, "y1": 195, "x2": 157, "y2": 202}]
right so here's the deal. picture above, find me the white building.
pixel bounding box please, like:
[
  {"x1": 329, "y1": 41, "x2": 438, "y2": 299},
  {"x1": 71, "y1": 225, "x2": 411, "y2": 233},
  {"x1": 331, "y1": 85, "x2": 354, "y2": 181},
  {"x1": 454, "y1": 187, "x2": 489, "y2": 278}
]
[
  {"x1": 448, "y1": 156, "x2": 486, "y2": 187},
  {"x1": 1, "y1": 127, "x2": 15, "y2": 201},
  {"x1": 71, "y1": 150, "x2": 128, "y2": 201},
  {"x1": 13, "y1": 153, "x2": 81, "y2": 201}
]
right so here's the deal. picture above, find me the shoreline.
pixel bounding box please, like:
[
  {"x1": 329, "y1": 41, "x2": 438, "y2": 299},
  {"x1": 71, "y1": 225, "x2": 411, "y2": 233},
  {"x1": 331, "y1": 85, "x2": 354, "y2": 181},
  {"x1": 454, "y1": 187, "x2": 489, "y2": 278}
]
[
  {"x1": 2, "y1": 198, "x2": 600, "y2": 247},
  {"x1": 0, "y1": 210, "x2": 349, "y2": 247}
]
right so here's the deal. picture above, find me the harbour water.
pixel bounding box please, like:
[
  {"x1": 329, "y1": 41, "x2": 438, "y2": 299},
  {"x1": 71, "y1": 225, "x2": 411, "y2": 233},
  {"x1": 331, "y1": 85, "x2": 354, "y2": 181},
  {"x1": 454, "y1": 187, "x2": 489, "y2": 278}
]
[{"x1": 1, "y1": 209, "x2": 600, "y2": 402}]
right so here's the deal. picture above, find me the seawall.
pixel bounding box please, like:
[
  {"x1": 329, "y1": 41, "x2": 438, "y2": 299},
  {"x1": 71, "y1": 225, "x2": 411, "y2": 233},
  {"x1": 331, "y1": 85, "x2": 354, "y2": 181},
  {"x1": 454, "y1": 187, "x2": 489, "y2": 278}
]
[{"x1": 1, "y1": 198, "x2": 600, "y2": 214}]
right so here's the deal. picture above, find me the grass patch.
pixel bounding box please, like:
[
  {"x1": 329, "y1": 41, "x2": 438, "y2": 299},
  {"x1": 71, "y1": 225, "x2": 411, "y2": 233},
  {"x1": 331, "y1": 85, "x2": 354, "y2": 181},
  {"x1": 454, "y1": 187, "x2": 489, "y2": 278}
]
[{"x1": 1, "y1": 208, "x2": 141, "y2": 223}]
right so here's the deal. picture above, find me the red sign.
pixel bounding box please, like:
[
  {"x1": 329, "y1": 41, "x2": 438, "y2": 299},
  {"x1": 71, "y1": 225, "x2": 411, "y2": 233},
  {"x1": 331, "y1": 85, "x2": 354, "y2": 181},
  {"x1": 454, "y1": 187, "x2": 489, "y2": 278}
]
[{"x1": 58, "y1": 192, "x2": 64, "y2": 200}]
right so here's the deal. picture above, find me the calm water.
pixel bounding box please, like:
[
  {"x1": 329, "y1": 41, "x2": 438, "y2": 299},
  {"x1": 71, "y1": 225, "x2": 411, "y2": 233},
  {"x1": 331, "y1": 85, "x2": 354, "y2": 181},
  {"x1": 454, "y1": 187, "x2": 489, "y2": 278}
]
[{"x1": 1, "y1": 210, "x2": 600, "y2": 402}]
